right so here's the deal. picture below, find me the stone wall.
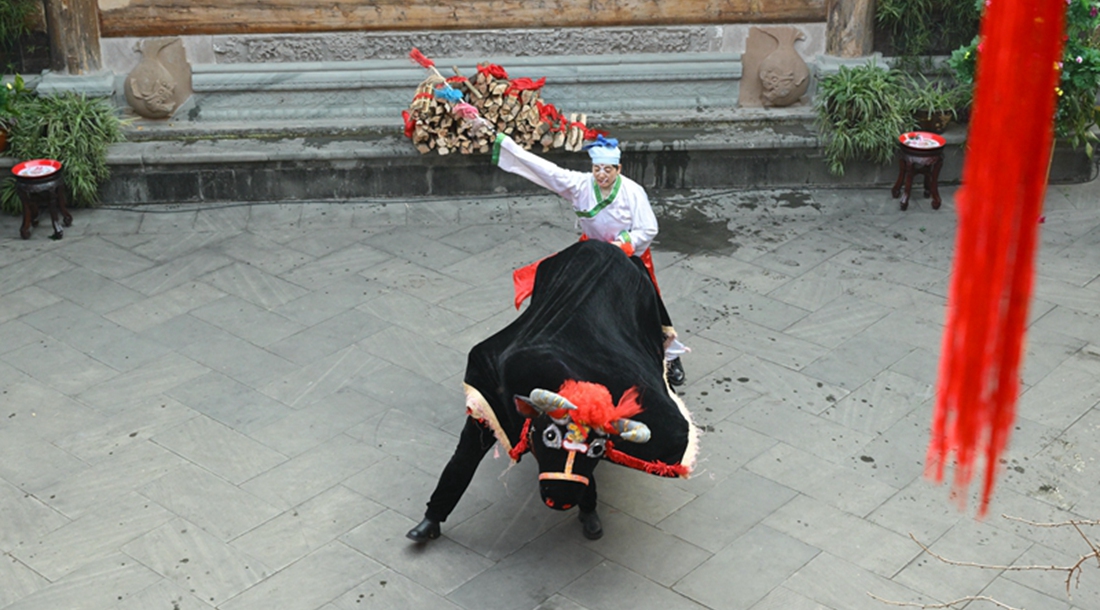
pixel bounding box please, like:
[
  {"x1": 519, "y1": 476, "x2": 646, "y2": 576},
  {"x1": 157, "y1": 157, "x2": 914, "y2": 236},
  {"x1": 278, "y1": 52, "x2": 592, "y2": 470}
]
[{"x1": 100, "y1": 24, "x2": 826, "y2": 74}]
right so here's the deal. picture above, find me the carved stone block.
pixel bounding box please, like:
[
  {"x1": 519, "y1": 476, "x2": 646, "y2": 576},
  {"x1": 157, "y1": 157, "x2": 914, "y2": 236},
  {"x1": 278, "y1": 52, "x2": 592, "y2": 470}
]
[
  {"x1": 125, "y1": 38, "x2": 193, "y2": 119},
  {"x1": 738, "y1": 26, "x2": 810, "y2": 108}
]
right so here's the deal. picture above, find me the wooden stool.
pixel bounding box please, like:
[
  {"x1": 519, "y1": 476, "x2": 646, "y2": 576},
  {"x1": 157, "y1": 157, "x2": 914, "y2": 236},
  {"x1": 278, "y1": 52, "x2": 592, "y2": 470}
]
[
  {"x1": 13, "y1": 159, "x2": 71, "y2": 240},
  {"x1": 891, "y1": 132, "x2": 945, "y2": 211}
]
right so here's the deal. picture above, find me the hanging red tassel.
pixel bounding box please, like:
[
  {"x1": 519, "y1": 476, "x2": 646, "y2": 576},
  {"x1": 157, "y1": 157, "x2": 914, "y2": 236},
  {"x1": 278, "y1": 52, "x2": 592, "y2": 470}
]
[{"x1": 928, "y1": 0, "x2": 1065, "y2": 517}]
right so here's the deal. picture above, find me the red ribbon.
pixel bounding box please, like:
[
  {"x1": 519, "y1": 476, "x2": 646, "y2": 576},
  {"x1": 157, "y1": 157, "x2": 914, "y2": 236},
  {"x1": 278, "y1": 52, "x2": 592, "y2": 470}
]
[
  {"x1": 446, "y1": 75, "x2": 468, "y2": 84},
  {"x1": 536, "y1": 101, "x2": 567, "y2": 132},
  {"x1": 401, "y1": 110, "x2": 416, "y2": 138},
  {"x1": 477, "y1": 63, "x2": 509, "y2": 80},
  {"x1": 505, "y1": 76, "x2": 547, "y2": 97},
  {"x1": 583, "y1": 126, "x2": 609, "y2": 140}
]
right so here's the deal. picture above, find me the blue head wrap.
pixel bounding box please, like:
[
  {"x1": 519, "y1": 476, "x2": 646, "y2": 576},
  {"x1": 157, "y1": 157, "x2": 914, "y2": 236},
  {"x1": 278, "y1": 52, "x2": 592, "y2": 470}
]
[{"x1": 583, "y1": 135, "x2": 621, "y2": 165}]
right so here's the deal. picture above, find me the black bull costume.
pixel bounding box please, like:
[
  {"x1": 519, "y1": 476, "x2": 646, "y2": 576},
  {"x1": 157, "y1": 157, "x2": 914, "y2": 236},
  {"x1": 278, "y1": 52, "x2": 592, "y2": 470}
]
[{"x1": 409, "y1": 240, "x2": 698, "y2": 541}]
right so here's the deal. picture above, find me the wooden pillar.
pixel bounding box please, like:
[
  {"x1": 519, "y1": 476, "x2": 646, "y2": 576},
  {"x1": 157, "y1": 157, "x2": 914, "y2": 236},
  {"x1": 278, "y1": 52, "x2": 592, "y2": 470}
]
[
  {"x1": 43, "y1": 0, "x2": 102, "y2": 74},
  {"x1": 825, "y1": 0, "x2": 875, "y2": 57}
]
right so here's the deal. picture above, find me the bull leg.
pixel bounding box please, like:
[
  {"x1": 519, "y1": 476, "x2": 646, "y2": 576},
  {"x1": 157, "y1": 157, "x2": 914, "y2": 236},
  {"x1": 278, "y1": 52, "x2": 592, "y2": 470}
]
[{"x1": 410, "y1": 417, "x2": 496, "y2": 542}]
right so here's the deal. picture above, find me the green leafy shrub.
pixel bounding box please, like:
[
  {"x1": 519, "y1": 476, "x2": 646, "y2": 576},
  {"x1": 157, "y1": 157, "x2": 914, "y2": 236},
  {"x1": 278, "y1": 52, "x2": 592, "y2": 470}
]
[
  {"x1": 815, "y1": 62, "x2": 913, "y2": 176},
  {"x1": 1056, "y1": 0, "x2": 1100, "y2": 154},
  {"x1": 948, "y1": 0, "x2": 1100, "y2": 154},
  {"x1": 0, "y1": 0, "x2": 37, "y2": 71},
  {"x1": 1, "y1": 92, "x2": 124, "y2": 214},
  {"x1": 876, "y1": 0, "x2": 980, "y2": 69},
  {"x1": 901, "y1": 74, "x2": 967, "y2": 118},
  {"x1": 0, "y1": 74, "x2": 29, "y2": 130}
]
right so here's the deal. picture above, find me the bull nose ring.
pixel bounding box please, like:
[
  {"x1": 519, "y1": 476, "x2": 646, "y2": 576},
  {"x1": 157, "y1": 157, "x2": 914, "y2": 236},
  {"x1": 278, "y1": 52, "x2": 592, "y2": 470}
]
[{"x1": 538, "y1": 450, "x2": 590, "y2": 485}]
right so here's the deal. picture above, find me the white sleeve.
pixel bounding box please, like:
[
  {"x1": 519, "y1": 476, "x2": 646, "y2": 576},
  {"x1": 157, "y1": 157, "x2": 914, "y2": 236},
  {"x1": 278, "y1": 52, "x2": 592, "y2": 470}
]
[
  {"x1": 623, "y1": 181, "x2": 658, "y2": 255},
  {"x1": 492, "y1": 134, "x2": 587, "y2": 201}
]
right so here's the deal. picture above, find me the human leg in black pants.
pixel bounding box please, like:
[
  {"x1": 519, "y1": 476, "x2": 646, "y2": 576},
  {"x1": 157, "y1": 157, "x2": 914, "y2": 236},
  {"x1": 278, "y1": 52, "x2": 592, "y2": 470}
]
[
  {"x1": 577, "y1": 475, "x2": 602, "y2": 539},
  {"x1": 627, "y1": 255, "x2": 686, "y2": 386},
  {"x1": 407, "y1": 416, "x2": 497, "y2": 542}
]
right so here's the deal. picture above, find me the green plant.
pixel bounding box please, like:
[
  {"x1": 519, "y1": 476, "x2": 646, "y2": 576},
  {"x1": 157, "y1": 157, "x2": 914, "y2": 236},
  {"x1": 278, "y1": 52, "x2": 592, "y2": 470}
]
[
  {"x1": 0, "y1": 0, "x2": 37, "y2": 66},
  {"x1": 0, "y1": 92, "x2": 124, "y2": 214},
  {"x1": 1057, "y1": 0, "x2": 1100, "y2": 154},
  {"x1": 947, "y1": 35, "x2": 978, "y2": 86},
  {"x1": 0, "y1": 74, "x2": 28, "y2": 130},
  {"x1": 876, "y1": 0, "x2": 981, "y2": 69},
  {"x1": 950, "y1": 0, "x2": 1100, "y2": 154},
  {"x1": 815, "y1": 62, "x2": 914, "y2": 176},
  {"x1": 902, "y1": 74, "x2": 964, "y2": 118}
]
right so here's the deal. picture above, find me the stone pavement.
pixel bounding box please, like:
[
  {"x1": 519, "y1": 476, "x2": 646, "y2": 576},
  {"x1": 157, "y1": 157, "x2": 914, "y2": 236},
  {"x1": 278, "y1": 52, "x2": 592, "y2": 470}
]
[{"x1": 2, "y1": 179, "x2": 1100, "y2": 610}]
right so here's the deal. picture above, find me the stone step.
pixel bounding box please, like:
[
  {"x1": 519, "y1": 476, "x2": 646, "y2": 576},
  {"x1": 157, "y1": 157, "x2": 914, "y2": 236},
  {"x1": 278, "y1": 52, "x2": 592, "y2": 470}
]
[{"x1": 3, "y1": 116, "x2": 1092, "y2": 206}]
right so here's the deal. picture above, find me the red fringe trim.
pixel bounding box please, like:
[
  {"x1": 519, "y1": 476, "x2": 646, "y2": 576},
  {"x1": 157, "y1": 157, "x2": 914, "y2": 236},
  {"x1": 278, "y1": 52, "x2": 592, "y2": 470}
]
[
  {"x1": 606, "y1": 445, "x2": 688, "y2": 478},
  {"x1": 928, "y1": 0, "x2": 1064, "y2": 517}
]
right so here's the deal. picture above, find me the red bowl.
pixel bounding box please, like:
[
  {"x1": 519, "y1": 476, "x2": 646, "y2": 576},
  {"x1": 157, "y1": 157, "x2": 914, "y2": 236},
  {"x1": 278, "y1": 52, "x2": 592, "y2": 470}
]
[
  {"x1": 898, "y1": 131, "x2": 946, "y2": 150},
  {"x1": 12, "y1": 158, "x2": 62, "y2": 178}
]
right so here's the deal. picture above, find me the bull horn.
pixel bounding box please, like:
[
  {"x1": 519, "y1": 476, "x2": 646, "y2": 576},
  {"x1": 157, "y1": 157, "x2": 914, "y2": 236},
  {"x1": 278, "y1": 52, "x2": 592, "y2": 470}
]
[
  {"x1": 611, "y1": 418, "x2": 650, "y2": 443},
  {"x1": 518, "y1": 389, "x2": 577, "y2": 415}
]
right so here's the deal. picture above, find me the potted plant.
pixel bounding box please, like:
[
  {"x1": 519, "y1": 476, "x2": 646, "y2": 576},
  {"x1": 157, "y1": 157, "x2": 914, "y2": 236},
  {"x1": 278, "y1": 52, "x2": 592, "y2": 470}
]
[
  {"x1": 814, "y1": 61, "x2": 913, "y2": 176},
  {"x1": 0, "y1": 90, "x2": 124, "y2": 214},
  {"x1": 901, "y1": 74, "x2": 966, "y2": 134}
]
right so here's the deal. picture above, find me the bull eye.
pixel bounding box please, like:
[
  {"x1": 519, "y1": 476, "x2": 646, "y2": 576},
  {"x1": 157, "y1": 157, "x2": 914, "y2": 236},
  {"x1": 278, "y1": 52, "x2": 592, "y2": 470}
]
[
  {"x1": 542, "y1": 424, "x2": 563, "y2": 449},
  {"x1": 587, "y1": 438, "x2": 607, "y2": 458}
]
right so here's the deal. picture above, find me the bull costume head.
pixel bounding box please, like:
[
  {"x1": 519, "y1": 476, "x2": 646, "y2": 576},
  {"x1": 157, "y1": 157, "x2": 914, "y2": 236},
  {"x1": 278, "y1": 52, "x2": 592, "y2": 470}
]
[{"x1": 515, "y1": 382, "x2": 650, "y2": 510}]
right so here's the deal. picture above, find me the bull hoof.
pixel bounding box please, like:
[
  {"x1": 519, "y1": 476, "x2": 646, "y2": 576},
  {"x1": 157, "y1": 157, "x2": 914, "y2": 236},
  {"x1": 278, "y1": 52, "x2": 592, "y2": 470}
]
[
  {"x1": 406, "y1": 518, "x2": 441, "y2": 542},
  {"x1": 667, "y1": 357, "x2": 686, "y2": 387},
  {"x1": 579, "y1": 509, "x2": 603, "y2": 540}
]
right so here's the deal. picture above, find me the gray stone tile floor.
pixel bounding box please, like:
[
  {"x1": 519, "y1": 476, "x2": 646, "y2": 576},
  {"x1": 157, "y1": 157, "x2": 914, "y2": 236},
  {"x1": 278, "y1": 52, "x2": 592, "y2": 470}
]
[{"x1": 2, "y1": 178, "x2": 1100, "y2": 610}]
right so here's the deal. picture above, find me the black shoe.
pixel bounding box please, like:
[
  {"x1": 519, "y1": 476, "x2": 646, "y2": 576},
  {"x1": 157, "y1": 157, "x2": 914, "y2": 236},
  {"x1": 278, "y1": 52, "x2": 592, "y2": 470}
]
[
  {"x1": 667, "y1": 357, "x2": 686, "y2": 387},
  {"x1": 578, "y1": 509, "x2": 603, "y2": 540},
  {"x1": 406, "y1": 518, "x2": 441, "y2": 542}
]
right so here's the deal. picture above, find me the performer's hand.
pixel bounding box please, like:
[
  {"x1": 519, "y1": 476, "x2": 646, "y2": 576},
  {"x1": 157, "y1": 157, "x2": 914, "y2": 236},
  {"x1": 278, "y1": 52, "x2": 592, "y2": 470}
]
[
  {"x1": 663, "y1": 330, "x2": 678, "y2": 351},
  {"x1": 611, "y1": 240, "x2": 635, "y2": 257},
  {"x1": 468, "y1": 117, "x2": 495, "y2": 138}
]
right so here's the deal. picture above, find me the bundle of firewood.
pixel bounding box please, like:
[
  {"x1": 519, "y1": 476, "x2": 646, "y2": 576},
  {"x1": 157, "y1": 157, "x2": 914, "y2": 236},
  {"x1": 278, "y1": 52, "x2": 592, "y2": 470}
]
[{"x1": 403, "y1": 55, "x2": 594, "y2": 156}]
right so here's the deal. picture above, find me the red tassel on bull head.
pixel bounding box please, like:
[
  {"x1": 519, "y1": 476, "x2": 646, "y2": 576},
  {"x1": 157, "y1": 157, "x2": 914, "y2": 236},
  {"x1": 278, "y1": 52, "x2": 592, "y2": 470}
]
[{"x1": 928, "y1": 0, "x2": 1066, "y2": 517}]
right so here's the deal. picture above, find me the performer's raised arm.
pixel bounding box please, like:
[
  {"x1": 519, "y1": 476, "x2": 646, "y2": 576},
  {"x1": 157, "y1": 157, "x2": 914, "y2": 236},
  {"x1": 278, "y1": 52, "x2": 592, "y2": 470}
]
[{"x1": 492, "y1": 133, "x2": 589, "y2": 201}]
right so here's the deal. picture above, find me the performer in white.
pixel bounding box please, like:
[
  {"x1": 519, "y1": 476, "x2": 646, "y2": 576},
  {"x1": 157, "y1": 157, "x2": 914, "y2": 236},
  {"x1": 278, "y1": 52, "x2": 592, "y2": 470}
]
[{"x1": 491, "y1": 133, "x2": 687, "y2": 386}]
